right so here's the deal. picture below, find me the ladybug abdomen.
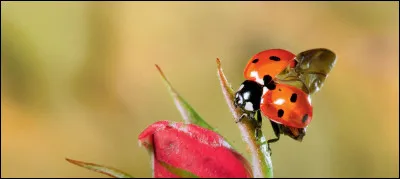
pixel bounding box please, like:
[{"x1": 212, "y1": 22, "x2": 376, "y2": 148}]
[{"x1": 260, "y1": 84, "x2": 313, "y2": 128}]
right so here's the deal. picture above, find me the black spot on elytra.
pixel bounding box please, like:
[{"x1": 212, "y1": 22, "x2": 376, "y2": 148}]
[
  {"x1": 263, "y1": 75, "x2": 272, "y2": 85},
  {"x1": 269, "y1": 56, "x2": 281, "y2": 61},
  {"x1": 252, "y1": 59, "x2": 259, "y2": 63},
  {"x1": 290, "y1": 93, "x2": 297, "y2": 103},
  {"x1": 302, "y1": 114, "x2": 308, "y2": 123},
  {"x1": 266, "y1": 83, "x2": 276, "y2": 90},
  {"x1": 277, "y1": 109, "x2": 284, "y2": 118},
  {"x1": 278, "y1": 88, "x2": 282, "y2": 91}
]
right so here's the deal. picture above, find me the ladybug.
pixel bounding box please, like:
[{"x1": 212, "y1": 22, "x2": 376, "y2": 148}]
[
  {"x1": 233, "y1": 79, "x2": 311, "y2": 147},
  {"x1": 234, "y1": 48, "x2": 336, "y2": 151},
  {"x1": 243, "y1": 49, "x2": 297, "y2": 85}
]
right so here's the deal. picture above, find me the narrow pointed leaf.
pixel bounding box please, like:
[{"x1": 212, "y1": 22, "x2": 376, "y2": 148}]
[
  {"x1": 66, "y1": 158, "x2": 134, "y2": 178},
  {"x1": 155, "y1": 65, "x2": 236, "y2": 149},
  {"x1": 158, "y1": 160, "x2": 200, "y2": 178},
  {"x1": 216, "y1": 58, "x2": 273, "y2": 178},
  {"x1": 155, "y1": 64, "x2": 213, "y2": 130}
]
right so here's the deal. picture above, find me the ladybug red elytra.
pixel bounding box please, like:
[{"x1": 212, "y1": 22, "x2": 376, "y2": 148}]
[
  {"x1": 243, "y1": 49, "x2": 296, "y2": 85},
  {"x1": 260, "y1": 82, "x2": 313, "y2": 129},
  {"x1": 234, "y1": 48, "x2": 336, "y2": 151}
]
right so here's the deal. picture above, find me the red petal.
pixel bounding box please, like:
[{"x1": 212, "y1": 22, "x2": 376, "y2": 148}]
[{"x1": 138, "y1": 121, "x2": 253, "y2": 178}]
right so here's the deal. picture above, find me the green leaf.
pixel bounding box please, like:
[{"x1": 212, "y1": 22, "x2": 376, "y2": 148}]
[
  {"x1": 155, "y1": 64, "x2": 238, "y2": 151},
  {"x1": 216, "y1": 58, "x2": 272, "y2": 178},
  {"x1": 276, "y1": 48, "x2": 337, "y2": 95},
  {"x1": 66, "y1": 158, "x2": 134, "y2": 178},
  {"x1": 158, "y1": 160, "x2": 200, "y2": 178},
  {"x1": 155, "y1": 65, "x2": 214, "y2": 130}
]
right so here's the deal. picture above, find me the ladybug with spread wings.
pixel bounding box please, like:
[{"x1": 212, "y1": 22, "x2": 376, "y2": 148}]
[{"x1": 233, "y1": 48, "x2": 337, "y2": 151}]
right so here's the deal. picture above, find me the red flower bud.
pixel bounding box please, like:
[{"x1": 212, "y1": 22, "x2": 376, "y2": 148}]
[{"x1": 138, "y1": 121, "x2": 253, "y2": 178}]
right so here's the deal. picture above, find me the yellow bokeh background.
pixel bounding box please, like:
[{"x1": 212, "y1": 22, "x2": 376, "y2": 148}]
[{"x1": 1, "y1": 1, "x2": 398, "y2": 178}]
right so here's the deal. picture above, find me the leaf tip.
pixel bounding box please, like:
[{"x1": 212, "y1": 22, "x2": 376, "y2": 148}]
[
  {"x1": 155, "y1": 64, "x2": 161, "y2": 70},
  {"x1": 155, "y1": 64, "x2": 170, "y2": 85},
  {"x1": 65, "y1": 158, "x2": 83, "y2": 167},
  {"x1": 155, "y1": 64, "x2": 163, "y2": 75},
  {"x1": 216, "y1": 58, "x2": 221, "y2": 68}
]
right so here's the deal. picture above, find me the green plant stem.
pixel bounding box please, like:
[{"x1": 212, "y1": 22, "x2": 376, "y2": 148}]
[{"x1": 216, "y1": 58, "x2": 273, "y2": 178}]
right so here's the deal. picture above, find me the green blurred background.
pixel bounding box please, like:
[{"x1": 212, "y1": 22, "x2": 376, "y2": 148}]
[{"x1": 1, "y1": 1, "x2": 398, "y2": 178}]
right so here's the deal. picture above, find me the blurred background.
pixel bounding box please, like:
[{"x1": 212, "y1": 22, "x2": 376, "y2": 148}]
[{"x1": 1, "y1": 1, "x2": 398, "y2": 178}]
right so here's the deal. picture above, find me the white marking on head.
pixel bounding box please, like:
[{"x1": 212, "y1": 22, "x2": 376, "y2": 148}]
[
  {"x1": 274, "y1": 98, "x2": 285, "y2": 105},
  {"x1": 244, "y1": 102, "x2": 254, "y2": 111},
  {"x1": 238, "y1": 95, "x2": 243, "y2": 104},
  {"x1": 235, "y1": 93, "x2": 239, "y2": 98},
  {"x1": 238, "y1": 84, "x2": 244, "y2": 91},
  {"x1": 308, "y1": 95, "x2": 312, "y2": 104},
  {"x1": 250, "y1": 71, "x2": 264, "y2": 85},
  {"x1": 243, "y1": 92, "x2": 250, "y2": 100}
]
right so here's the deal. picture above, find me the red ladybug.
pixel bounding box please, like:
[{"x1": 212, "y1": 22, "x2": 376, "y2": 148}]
[
  {"x1": 243, "y1": 49, "x2": 296, "y2": 85},
  {"x1": 234, "y1": 48, "x2": 336, "y2": 151},
  {"x1": 234, "y1": 80, "x2": 310, "y2": 147}
]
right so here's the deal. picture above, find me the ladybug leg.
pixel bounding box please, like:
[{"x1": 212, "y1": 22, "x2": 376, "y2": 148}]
[
  {"x1": 256, "y1": 120, "x2": 281, "y2": 155},
  {"x1": 254, "y1": 110, "x2": 263, "y2": 138},
  {"x1": 267, "y1": 137, "x2": 280, "y2": 154},
  {"x1": 269, "y1": 121, "x2": 281, "y2": 141},
  {"x1": 235, "y1": 113, "x2": 248, "y2": 123},
  {"x1": 236, "y1": 110, "x2": 257, "y2": 123},
  {"x1": 266, "y1": 121, "x2": 281, "y2": 154}
]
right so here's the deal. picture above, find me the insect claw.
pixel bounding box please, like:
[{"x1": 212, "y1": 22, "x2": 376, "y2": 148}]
[{"x1": 235, "y1": 113, "x2": 247, "y2": 123}]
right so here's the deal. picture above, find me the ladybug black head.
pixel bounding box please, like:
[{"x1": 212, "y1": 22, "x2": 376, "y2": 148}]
[{"x1": 234, "y1": 80, "x2": 263, "y2": 112}]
